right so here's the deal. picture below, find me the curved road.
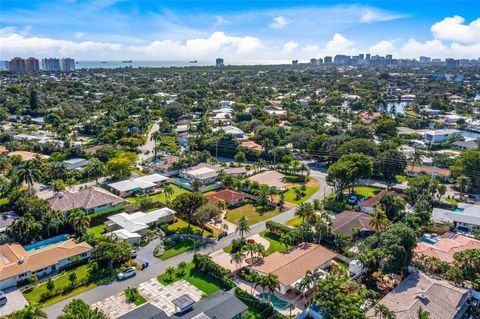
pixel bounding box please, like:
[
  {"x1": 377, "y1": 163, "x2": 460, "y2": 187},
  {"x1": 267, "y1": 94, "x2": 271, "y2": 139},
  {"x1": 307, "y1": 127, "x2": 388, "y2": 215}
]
[{"x1": 43, "y1": 165, "x2": 330, "y2": 318}]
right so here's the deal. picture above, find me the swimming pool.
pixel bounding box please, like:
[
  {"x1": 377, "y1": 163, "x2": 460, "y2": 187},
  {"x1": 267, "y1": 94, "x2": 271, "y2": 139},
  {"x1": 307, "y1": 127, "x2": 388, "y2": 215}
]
[
  {"x1": 174, "y1": 178, "x2": 191, "y2": 185},
  {"x1": 453, "y1": 209, "x2": 465, "y2": 214},
  {"x1": 420, "y1": 234, "x2": 439, "y2": 245},
  {"x1": 24, "y1": 235, "x2": 69, "y2": 252},
  {"x1": 257, "y1": 293, "x2": 292, "y2": 311}
]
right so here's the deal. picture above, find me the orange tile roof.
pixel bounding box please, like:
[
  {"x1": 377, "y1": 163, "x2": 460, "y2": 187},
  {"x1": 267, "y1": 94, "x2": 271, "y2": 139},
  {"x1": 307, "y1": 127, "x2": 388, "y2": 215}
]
[
  {"x1": 406, "y1": 165, "x2": 450, "y2": 177},
  {"x1": 0, "y1": 146, "x2": 7, "y2": 154},
  {"x1": 413, "y1": 233, "x2": 480, "y2": 263},
  {"x1": 207, "y1": 189, "x2": 247, "y2": 204},
  {"x1": 250, "y1": 243, "x2": 337, "y2": 286},
  {"x1": 239, "y1": 141, "x2": 263, "y2": 152},
  {"x1": 0, "y1": 239, "x2": 92, "y2": 279}
]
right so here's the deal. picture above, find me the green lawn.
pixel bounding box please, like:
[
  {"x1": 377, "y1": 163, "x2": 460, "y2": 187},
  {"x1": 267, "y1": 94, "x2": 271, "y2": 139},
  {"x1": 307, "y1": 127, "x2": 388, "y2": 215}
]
[
  {"x1": 130, "y1": 184, "x2": 190, "y2": 204},
  {"x1": 225, "y1": 204, "x2": 282, "y2": 225},
  {"x1": 283, "y1": 185, "x2": 319, "y2": 204},
  {"x1": 167, "y1": 218, "x2": 217, "y2": 237},
  {"x1": 157, "y1": 263, "x2": 222, "y2": 295},
  {"x1": 87, "y1": 224, "x2": 106, "y2": 240},
  {"x1": 159, "y1": 239, "x2": 196, "y2": 260},
  {"x1": 260, "y1": 231, "x2": 287, "y2": 254},
  {"x1": 23, "y1": 264, "x2": 96, "y2": 306},
  {"x1": 0, "y1": 197, "x2": 8, "y2": 206},
  {"x1": 285, "y1": 216, "x2": 303, "y2": 227},
  {"x1": 347, "y1": 185, "x2": 384, "y2": 197},
  {"x1": 396, "y1": 175, "x2": 408, "y2": 183},
  {"x1": 446, "y1": 197, "x2": 461, "y2": 204}
]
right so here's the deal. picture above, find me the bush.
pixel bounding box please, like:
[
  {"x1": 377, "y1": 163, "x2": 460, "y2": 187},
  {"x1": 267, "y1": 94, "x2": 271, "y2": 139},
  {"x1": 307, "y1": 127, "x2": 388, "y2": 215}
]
[
  {"x1": 265, "y1": 221, "x2": 291, "y2": 236},
  {"x1": 234, "y1": 288, "x2": 276, "y2": 318},
  {"x1": 283, "y1": 175, "x2": 307, "y2": 183},
  {"x1": 193, "y1": 254, "x2": 230, "y2": 279},
  {"x1": 153, "y1": 243, "x2": 165, "y2": 257},
  {"x1": 230, "y1": 238, "x2": 247, "y2": 254}
]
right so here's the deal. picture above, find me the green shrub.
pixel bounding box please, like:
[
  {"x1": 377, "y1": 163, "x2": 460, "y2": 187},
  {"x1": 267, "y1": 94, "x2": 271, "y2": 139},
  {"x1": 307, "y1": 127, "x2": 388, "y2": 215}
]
[{"x1": 265, "y1": 221, "x2": 291, "y2": 236}]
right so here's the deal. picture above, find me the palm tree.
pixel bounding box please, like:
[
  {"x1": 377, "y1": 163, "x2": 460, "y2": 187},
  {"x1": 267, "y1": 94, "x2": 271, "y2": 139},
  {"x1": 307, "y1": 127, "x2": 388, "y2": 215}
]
[
  {"x1": 67, "y1": 209, "x2": 90, "y2": 235},
  {"x1": 417, "y1": 307, "x2": 430, "y2": 319},
  {"x1": 255, "y1": 185, "x2": 271, "y2": 211},
  {"x1": 409, "y1": 148, "x2": 424, "y2": 173},
  {"x1": 230, "y1": 251, "x2": 245, "y2": 272},
  {"x1": 50, "y1": 179, "x2": 66, "y2": 195},
  {"x1": 374, "y1": 304, "x2": 396, "y2": 319},
  {"x1": 166, "y1": 267, "x2": 176, "y2": 281},
  {"x1": 261, "y1": 273, "x2": 280, "y2": 303},
  {"x1": 177, "y1": 262, "x2": 188, "y2": 275},
  {"x1": 248, "y1": 271, "x2": 261, "y2": 294},
  {"x1": 235, "y1": 216, "x2": 250, "y2": 239},
  {"x1": 44, "y1": 210, "x2": 65, "y2": 237},
  {"x1": 7, "y1": 213, "x2": 42, "y2": 244},
  {"x1": 191, "y1": 179, "x2": 202, "y2": 192},
  {"x1": 455, "y1": 175, "x2": 471, "y2": 196},
  {"x1": 85, "y1": 158, "x2": 105, "y2": 184},
  {"x1": 312, "y1": 199, "x2": 323, "y2": 214},
  {"x1": 151, "y1": 130, "x2": 163, "y2": 158},
  {"x1": 295, "y1": 202, "x2": 315, "y2": 223},
  {"x1": 369, "y1": 209, "x2": 389, "y2": 231},
  {"x1": 17, "y1": 159, "x2": 42, "y2": 190},
  {"x1": 268, "y1": 187, "x2": 277, "y2": 204},
  {"x1": 162, "y1": 184, "x2": 175, "y2": 203}
]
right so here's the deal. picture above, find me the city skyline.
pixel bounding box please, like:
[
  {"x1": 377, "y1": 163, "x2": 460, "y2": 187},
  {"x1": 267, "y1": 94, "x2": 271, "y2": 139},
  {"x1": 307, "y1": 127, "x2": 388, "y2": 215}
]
[{"x1": 1, "y1": 0, "x2": 479, "y2": 63}]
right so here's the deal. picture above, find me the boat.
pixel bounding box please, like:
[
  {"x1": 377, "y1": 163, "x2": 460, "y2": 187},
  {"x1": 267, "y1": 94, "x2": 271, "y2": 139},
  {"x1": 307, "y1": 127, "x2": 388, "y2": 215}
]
[
  {"x1": 189, "y1": 60, "x2": 198, "y2": 63},
  {"x1": 100, "y1": 61, "x2": 107, "y2": 64},
  {"x1": 122, "y1": 60, "x2": 132, "y2": 63}
]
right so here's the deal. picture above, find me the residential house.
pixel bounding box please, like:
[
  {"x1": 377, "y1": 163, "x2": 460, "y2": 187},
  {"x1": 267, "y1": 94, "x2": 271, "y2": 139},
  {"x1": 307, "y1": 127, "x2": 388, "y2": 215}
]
[
  {"x1": 406, "y1": 165, "x2": 452, "y2": 182},
  {"x1": 247, "y1": 170, "x2": 287, "y2": 190},
  {"x1": 366, "y1": 271, "x2": 469, "y2": 319},
  {"x1": 0, "y1": 238, "x2": 93, "y2": 289},
  {"x1": 330, "y1": 211, "x2": 374, "y2": 237},
  {"x1": 250, "y1": 243, "x2": 337, "y2": 294},
  {"x1": 264, "y1": 105, "x2": 287, "y2": 119},
  {"x1": 8, "y1": 151, "x2": 49, "y2": 161},
  {"x1": 212, "y1": 126, "x2": 248, "y2": 141},
  {"x1": 359, "y1": 190, "x2": 390, "y2": 213},
  {"x1": 108, "y1": 174, "x2": 168, "y2": 197},
  {"x1": 179, "y1": 163, "x2": 247, "y2": 187},
  {"x1": 152, "y1": 155, "x2": 180, "y2": 176},
  {"x1": 47, "y1": 187, "x2": 125, "y2": 214},
  {"x1": 0, "y1": 212, "x2": 18, "y2": 235},
  {"x1": 118, "y1": 290, "x2": 247, "y2": 319},
  {"x1": 414, "y1": 232, "x2": 480, "y2": 263},
  {"x1": 358, "y1": 112, "x2": 382, "y2": 125},
  {"x1": 105, "y1": 208, "x2": 175, "y2": 243},
  {"x1": 452, "y1": 140, "x2": 479, "y2": 151},
  {"x1": 207, "y1": 189, "x2": 248, "y2": 207},
  {"x1": 422, "y1": 129, "x2": 462, "y2": 144},
  {"x1": 431, "y1": 203, "x2": 480, "y2": 234},
  {"x1": 239, "y1": 140, "x2": 263, "y2": 152},
  {"x1": 62, "y1": 158, "x2": 89, "y2": 169},
  {"x1": 0, "y1": 145, "x2": 8, "y2": 154}
]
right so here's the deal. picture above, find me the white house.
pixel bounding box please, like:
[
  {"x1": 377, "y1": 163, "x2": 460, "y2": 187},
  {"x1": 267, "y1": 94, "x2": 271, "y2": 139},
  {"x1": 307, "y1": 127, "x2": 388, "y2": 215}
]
[
  {"x1": 108, "y1": 174, "x2": 168, "y2": 197},
  {"x1": 422, "y1": 129, "x2": 462, "y2": 143},
  {"x1": 212, "y1": 126, "x2": 248, "y2": 141},
  {"x1": 0, "y1": 238, "x2": 93, "y2": 289},
  {"x1": 105, "y1": 208, "x2": 176, "y2": 239},
  {"x1": 62, "y1": 158, "x2": 89, "y2": 169},
  {"x1": 432, "y1": 203, "x2": 480, "y2": 234}
]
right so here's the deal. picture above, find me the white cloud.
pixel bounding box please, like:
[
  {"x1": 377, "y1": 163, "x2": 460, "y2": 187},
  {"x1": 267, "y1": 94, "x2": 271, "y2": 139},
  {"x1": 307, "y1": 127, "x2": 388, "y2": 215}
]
[
  {"x1": 326, "y1": 33, "x2": 355, "y2": 53},
  {"x1": 214, "y1": 16, "x2": 230, "y2": 28},
  {"x1": 74, "y1": 32, "x2": 85, "y2": 38},
  {"x1": 431, "y1": 16, "x2": 480, "y2": 45},
  {"x1": 270, "y1": 16, "x2": 290, "y2": 29},
  {"x1": 281, "y1": 41, "x2": 298, "y2": 54},
  {"x1": 369, "y1": 40, "x2": 396, "y2": 55},
  {"x1": 360, "y1": 8, "x2": 408, "y2": 23}
]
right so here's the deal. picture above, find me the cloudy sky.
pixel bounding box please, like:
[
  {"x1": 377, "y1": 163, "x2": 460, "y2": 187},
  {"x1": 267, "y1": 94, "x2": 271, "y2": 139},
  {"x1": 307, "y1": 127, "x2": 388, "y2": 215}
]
[{"x1": 1, "y1": 0, "x2": 479, "y2": 63}]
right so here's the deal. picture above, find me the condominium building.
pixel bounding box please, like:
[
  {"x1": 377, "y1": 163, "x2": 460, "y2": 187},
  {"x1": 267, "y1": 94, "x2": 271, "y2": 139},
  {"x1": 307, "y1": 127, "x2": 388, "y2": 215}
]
[
  {"x1": 42, "y1": 58, "x2": 61, "y2": 71},
  {"x1": 7, "y1": 57, "x2": 39, "y2": 73}
]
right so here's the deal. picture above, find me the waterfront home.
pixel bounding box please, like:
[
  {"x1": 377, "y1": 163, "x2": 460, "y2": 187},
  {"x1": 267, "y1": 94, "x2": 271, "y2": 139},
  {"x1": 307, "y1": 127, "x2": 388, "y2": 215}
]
[{"x1": 422, "y1": 129, "x2": 461, "y2": 143}]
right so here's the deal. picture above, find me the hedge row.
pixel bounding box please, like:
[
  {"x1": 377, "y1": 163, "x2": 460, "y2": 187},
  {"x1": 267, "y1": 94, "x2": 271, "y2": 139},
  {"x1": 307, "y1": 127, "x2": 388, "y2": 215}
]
[{"x1": 265, "y1": 221, "x2": 291, "y2": 236}]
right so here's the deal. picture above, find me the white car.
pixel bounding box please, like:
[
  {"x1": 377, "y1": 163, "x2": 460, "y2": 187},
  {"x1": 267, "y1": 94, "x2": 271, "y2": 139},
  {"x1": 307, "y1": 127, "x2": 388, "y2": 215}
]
[{"x1": 117, "y1": 267, "x2": 136, "y2": 280}]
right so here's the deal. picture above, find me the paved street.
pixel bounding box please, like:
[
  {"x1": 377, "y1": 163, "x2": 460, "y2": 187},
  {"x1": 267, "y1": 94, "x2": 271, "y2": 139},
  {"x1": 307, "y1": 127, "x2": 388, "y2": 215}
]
[
  {"x1": 138, "y1": 122, "x2": 160, "y2": 164},
  {"x1": 43, "y1": 167, "x2": 331, "y2": 318}
]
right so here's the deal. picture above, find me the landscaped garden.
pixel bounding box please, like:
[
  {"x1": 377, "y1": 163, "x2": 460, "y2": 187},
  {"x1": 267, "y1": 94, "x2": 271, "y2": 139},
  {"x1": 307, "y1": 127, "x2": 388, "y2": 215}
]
[
  {"x1": 87, "y1": 224, "x2": 106, "y2": 240},
  {"x1": 165, "y1": 217, "x2": 219, "y2": 238},
  {"x1": 158, "y1": 238, "x2": 197, "y2": 260},
  {"x1": 22, "y1": 264, "x2": 97, "y2": 306},
  {"x1": 157, "y1": 262, "x2": 223, "y2": 295},
  {"x1": 259, "y1": 230, "x2": 287, "y2": 254},
  {"x1": 129, "y1": 184, "x2": 190, "y2": 205},
  {"x1": 283, "y1": 184, "x2": 319, "y2": 204},
  {"x1": 225, "y1": 204, "x2": 282, "y2": 225}
]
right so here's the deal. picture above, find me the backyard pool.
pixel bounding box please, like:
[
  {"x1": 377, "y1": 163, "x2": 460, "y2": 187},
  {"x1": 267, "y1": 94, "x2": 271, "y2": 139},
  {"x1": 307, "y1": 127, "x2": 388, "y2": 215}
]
[
  {"x1": 24, "y1": 234, "x2": 69, "y2": 252},
  {"x1": 257, "y1": 293, "x2": 292, "y2": 311},
  {"x1": 174, "y1": 178, "x2": 191, "y2": 186},
  {"x1": 453, "y1": 209, "x2": 465, "y2": 214},
  {"x1": 420, "y1": 233, "x2": 439, "y2": 245}
]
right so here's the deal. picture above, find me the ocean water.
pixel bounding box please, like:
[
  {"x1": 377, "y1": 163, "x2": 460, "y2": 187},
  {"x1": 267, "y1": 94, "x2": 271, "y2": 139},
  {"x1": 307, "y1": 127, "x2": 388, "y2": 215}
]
[{"x1": 75, "y1": 60, "x2": 211, "y2": 69}]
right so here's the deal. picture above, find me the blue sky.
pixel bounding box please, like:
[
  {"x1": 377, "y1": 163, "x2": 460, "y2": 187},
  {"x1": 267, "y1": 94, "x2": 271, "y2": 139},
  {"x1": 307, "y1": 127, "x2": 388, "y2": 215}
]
[{"x1": 1, "y1": 0, "x2": 479, "y2": 62}]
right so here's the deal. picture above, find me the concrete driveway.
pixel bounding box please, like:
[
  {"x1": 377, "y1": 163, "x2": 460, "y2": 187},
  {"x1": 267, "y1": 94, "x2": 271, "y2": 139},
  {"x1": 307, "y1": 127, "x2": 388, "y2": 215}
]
[{"x1": 0, "y1": 288, "x2": 28, "y2": 317}]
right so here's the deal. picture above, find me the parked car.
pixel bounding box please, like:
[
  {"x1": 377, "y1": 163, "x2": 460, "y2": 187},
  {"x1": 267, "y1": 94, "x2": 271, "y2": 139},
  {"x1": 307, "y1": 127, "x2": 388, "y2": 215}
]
[
  {"x1": 347, "y1": 195, "x2": 357, "y2": 205},
  {"x1": 131, "y1": 250, "x2": 137, "y2": 259},
  {"x1": 117, "y1": 267, "x2": 136, "y2": 280},
  {"x1": 0, "y1": 291, "x2": 7, "y2": 305}
]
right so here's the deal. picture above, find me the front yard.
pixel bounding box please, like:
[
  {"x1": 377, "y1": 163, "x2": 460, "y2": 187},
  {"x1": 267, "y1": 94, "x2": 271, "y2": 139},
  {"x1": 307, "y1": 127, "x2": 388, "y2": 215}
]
[
  {"x1": 129, "y1": 184, "x2": 190, "y2": 204},
  {"x1": 166, "y1": 217, "x2": 219, "y2": 238},
  {"x1": 225, "y1": 204, "x2": 283, "y2": 225},
  {"x1": 22, "y1": 264, "x2": 97, "y2": 306},
  {"x1": 158, "y1": 239, "x2": 196, "y2": 260},
  {"x1": 283, "y1": 184, "x2": 319, "y2": 204},
  {"x1": 260, "y1": 231, "x2": 287, "y2": 254},
  {"x1": 157, "y1": 263, "x2": 222, "y2": 295}
]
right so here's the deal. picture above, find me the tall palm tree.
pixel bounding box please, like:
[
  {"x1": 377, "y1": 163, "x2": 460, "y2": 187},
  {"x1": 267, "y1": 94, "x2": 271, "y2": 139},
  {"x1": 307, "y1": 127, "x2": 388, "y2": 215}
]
[
  {"x1": 312, "y1": 199, "x2": 323, "y2": 214},
  {"x1": 255, "y1": 185, "x2": 271, "y2": 211},
  {"x1": 7, "y1": 213, "x2": 42, "y2": 244},
  {"x1": 374, "y1": 304, "x2": 396, "y2": 319},
  {"x1": 261, "y1": 273, "x2": 280, "y2": 303},
  {"x1": 50, "y1": 179, "x2": 66, "y2": 195},
  {"x1": 162, "y1": 184, "x2": 175, "y2": 203},
  {"x1": 236, "y1": 216, "x2": 250, "y2": 239},
  {"x1": 230, "y1": 251, "x2": 245, "y2": 272},
  {"x1": 295, "y1": 202, "x2": 315, "y2": 223},
  {"x1": 369, "y1": 209, "x2": 389, "y2": 231},
  {"x1": 455, "y1": 175, "x2": 471, "y2": 196},
  {"x1": 44, "y1": 210, "x2": 65, "y2": 237},
  {"x1": 67, "y1": 209, "x2": 90, "y2": 235},
  {"x1": 191, "y1": 179, "x2": 202, "y2": 192},
  {"x1": 248, "y1": 271, "x2": 261, "y2": 294},
  {"x1": 17, "y1": 159, "x2": 42, "y2": 190},
  {"x1": 409, "y1": 148, "x2": 424, "y2": 173},
  {"x1": 151, "y1": 130, "x2": 163, "y2": 158}
]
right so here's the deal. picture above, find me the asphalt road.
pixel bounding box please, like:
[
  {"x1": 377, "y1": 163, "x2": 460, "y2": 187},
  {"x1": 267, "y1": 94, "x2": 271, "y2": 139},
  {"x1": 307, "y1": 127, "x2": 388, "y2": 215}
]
[{"x1": 43, "y1": 167, "x2": 330, "y2": 318}]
